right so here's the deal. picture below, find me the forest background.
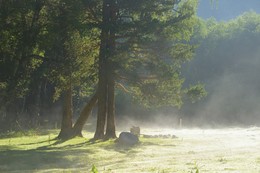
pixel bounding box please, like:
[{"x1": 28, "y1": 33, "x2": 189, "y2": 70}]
[{"x1": 0, "y1": 0, "x2": 260, "y2": 139}]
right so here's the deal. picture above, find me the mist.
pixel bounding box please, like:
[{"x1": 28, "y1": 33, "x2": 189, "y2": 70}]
[
  {"x1": 179, "y1": 10, "x2": 260, "y2": 127},
  {"x1": 115, "y1": 2, "x2": 260, "y2": 129},
  {"x1": 0, "y1": 0, "x2": 259, "y2": 132},
  {"x1": 1, "y1": 1, "x2": 260, "y2": 172},
  {"x1": 185, "y1": 50, "x2": 260, "y2": 127}
]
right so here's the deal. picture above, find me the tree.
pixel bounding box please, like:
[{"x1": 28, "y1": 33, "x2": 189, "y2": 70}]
[
  {"x1": 94, "y1": 0, "x2": 117, "y2": 139},
  {"x1": 0, "y1": 0, "x2": 48, "y2": 129},
  {"x1": 0, "y1": 0, "x2": 206, "y2": 139},
  {"x1": 41, "y1": 0, "x2": 99, "y2": 139},
  {"x1": 93, "y1": 0, "x2": 205, "y2": 140},
  {"x1": 0, "y1": 0, "x2": 99, "y2": 135}
]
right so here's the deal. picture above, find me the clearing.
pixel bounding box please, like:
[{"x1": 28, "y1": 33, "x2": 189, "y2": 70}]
[{"x1": 0, "y1": 127, "x2": 259, "y2": 172}]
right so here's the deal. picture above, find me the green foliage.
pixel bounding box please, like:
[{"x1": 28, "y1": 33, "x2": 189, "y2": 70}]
[
  {"x1": 0, "y1": 0, "x2": 205, "y2": 131},
  {"x1": 0, "y1": 0, "x2": 100, "y2": 131},
  {"x1": 114, "y1": 0, "x2": 200, "y2": 108},
  {"x1": 0, "y1": 82, "x2": 7, "y2": 89},
  {"x1": 91, "y1": 165, "x2": 99, "y2": 173},
  {"x1": 0, "y1": 0, "x2": 47, "y2": 103},
  {"x1": 190, "y1": 11, "x2": 260, "y2": 81},
  {"x1": 130, "y1": 74, "x2": 185, "y2": 108},
  {"x1": 189, "y1": 162, "x2": 202, "y2": 173},
  {"x1": 182, "y1": 11, "x2": 260, "y2": 118},
  {"x1": 185, "y1": 84, "x2": 207, "y2": 103},
  {"x1": 43, "y1": 0, "x2": 98, "y2": 99}
]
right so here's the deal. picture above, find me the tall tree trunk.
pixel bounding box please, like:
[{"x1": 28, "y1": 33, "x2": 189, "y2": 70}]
[
  {"x1": 72, "y1": 92, "x2": 98, "y2": 137},
  {"x1": 58, "y1": 85, "x2": 73, "y2": 139},
  {"x1": 94, "y1": 0, "x2": 110, "y2": 140},
  {"x1": 105, "y1": 73, "x2": 116, "y2": 139},
  {"x1": 94, "y1": 67, "x2": 108, "y2": 140},
  {"x1": 94, "y1": 0, "x2": 118, "y2": 140},
  {"x1": 105, "y1": 0, "x2": 117, "y2": 139}
]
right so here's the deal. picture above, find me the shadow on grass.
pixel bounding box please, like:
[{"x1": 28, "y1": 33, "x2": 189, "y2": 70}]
[
  {"x1": 36, "y1": 140, "x2": 90, "y2": 151},
  {"x1": 0, "y1": 145, "x2": 21, "y2": 151},
  {"x1": 19, "y1": 138, "x2": 57, "y2": 146},
  {"x1": 0, "y1": 135, "x2": 172, "y2": 172},
  {"x1": 0, "y1": 144, "x2": 94, "y2": 172},
  {"x1": 35, "y1": 136, "x2": 106, "y2": 150},
  {"x1": 0, "y1": 134, "x2": 107, "y2": 172},
  {"x1": 100, "y1": 140, "x2": 141, "y2": 156},
  {"x1": 0, "y1": 136, "x2": 143, "y2": 172},
  {"x1": 0, "y1": 129, "x2": 58, "y2": 139}
]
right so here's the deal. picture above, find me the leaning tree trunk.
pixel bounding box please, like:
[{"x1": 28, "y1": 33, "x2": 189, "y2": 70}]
[
  {"x1": 72, "y1": 92, "x2": 98, "y2": 137},
  {"x1": 57, "y1": 85, "x2": 73, "y2": 139}
]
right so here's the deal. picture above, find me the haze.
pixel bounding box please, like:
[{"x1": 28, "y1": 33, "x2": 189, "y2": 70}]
[
  {"x1": 1, "y1": 0, "x2": 260, "y2": 172},
  {"x1": 120, "y1": 0, "x2": 260, "y2": 128}
]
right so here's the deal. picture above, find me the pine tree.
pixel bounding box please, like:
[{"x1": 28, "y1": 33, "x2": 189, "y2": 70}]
[{"x1": 94, "y1": 0, "x2": 201, "y2": 139}]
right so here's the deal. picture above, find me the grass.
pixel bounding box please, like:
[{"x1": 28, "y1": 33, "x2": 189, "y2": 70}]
[{"x1": 0, "y1": 128, "x2": 260, "y2": 172}]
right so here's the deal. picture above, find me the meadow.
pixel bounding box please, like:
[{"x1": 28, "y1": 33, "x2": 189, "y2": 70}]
[{"x1": 0, "y1": 127, "x2": 259, "y2": 173}]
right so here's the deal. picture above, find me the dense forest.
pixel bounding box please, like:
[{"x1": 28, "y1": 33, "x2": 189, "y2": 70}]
[
  {"x1": 0, "y1": 0, "x2": 206, "y2": 139},
  {"x1": 0, "y1": 0, "x2": 260, "y2": 139},
  {"x1": 182, "y1": 11, "x2": 260, "y2": 126}
]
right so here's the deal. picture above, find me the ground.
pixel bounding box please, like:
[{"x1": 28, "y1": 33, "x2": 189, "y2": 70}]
[{"x1": 0, "y1": 127, "x2": 259, "y2": 172}]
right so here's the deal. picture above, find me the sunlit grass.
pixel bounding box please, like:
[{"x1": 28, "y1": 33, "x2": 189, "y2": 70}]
[{"x1": 0, "y1": 128, "x2": 260, "y2": 172}]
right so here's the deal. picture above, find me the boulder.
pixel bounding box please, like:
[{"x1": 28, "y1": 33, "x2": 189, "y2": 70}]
[{"x1": 117, "y1": 132, "x2": 139, "y2": 146}]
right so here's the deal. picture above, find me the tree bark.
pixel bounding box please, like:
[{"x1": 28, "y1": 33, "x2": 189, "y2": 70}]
[
  {"x1": 104, "y1": 0, "x2": 117, "y2": 139},
  {"x1": 94, "y1": 0, "x2": 118, "y2": 140},
  {"x1": 105, "y1": 73, "x2": 116, "y2": 139},
  {"x1": 57, "y1": 85, "x2": 73, "y2": 139},
  {"x1": 72, "y1": 92, "x2": 98, "y2": 137},
  {"x1": 94, "y1": 66, "x2": 108, "y2": 140},
  {"x1": 93, "y1": 0, "x2": 110, "y2": 140}
]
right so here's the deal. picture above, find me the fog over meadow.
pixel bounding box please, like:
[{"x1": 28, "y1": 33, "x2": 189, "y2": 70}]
[
  {"x1": 182, "y1": 49, "x2": 260, "y2": 127},
  {"x1": 179, "y1": 0, "x2": 260, "y2": 127},
  {"x1": 117, "y1": 0, "x2": 260, "y2": 129}
]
